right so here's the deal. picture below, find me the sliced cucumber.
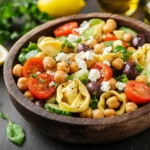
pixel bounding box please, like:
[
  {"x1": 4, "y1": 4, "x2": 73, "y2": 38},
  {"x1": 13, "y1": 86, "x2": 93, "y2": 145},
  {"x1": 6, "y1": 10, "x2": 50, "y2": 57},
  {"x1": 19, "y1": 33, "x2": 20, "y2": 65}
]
[
  {"x1": 67, "y1": 69, "x2": 89, "y2": 84},
  {"x1": 89, "y1": 19, "x2": 105, "y2": 26},
  {"x1": 119, "y1": 27, "x2": 137, "y2": 37},
  {"x1": 45, "y1": 103, "x2": 72, "y2": 116},
  {"x1": 55, "y1": 36, "x2": 67, "y2": 42}
]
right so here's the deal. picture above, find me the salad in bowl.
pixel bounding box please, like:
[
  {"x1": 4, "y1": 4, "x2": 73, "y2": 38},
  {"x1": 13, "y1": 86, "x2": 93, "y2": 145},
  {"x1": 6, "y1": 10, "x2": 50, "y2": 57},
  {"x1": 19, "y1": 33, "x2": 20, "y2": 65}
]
[{"x1": 12, "y1": 18, "x2": 150, "y2": 119}]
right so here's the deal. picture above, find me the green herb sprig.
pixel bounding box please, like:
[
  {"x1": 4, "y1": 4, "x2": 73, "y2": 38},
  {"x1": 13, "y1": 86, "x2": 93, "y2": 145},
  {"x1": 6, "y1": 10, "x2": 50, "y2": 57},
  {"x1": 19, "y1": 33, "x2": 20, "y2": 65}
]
[
  {"x1": 114, "y1": 45, "x2": 132, "y2": 61},
  {"x1": 0, "y1": 111, "x2": 25, "y2": 145},
  {"x1": 62, "y1": 39, "x2": 74, "y2": 49},
  {"x1": 136, "y1": 63, "x2": 143, "y2": 73},
  {"x1": 116, "y1": 74, "x2": 128, "y2": 83}
]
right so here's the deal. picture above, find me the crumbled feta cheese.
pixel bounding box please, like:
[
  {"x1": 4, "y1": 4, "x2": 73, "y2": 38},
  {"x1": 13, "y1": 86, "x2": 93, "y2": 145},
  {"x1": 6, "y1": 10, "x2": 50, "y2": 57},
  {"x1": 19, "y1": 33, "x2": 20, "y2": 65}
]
[
  {"x1": 103, "y1": 60, "x2": 110, "y2": 66},
  {"x1": 113, "y1": 40, "x2": 122, "y2": 48},
  {"x1": 76, "y1": 60, "x2": 87, "y2": 69},
  {"x1": 88, "y1": 69, "x2": 100, "y2": 82},
  {"x1": 46, "y1": 70, "x2": 55, "y2": 76},
  {"x1": 80, "y1": 21, "x2": 88, "y2": 27},
  {"x1": 55, "y1": 52, "x2": 68, "y2": 62},
  {"x1": 103, "y1": 46, "x2": 112, "y2": 55},
  {"x1": 100, "y1": 81, "x2": 110, "y2": 92},
  {"x1": 36, "y1": 71, "x2": 41, "y2": 74},
  {"x1": 67, "y1": 34, "x2": 78, "y2": 43},
  {"x1": 49, "y1": 81, "x2": 55, "y2": 87},
  {"x1": 89, "y1": 36, "x2": 94, "y2": 40},
  {"x1": 74, "y1": 23, "x2": 90, "y2": 34},
  {"x1": 116, "y1": 82, "x2": 126, "y2": 91},
  {"x1": 75, "y1": 51, "x2": 85, "y2": 61},
  {"x1": 85, "y1": 51, "x2": 94, "y2": 60}
]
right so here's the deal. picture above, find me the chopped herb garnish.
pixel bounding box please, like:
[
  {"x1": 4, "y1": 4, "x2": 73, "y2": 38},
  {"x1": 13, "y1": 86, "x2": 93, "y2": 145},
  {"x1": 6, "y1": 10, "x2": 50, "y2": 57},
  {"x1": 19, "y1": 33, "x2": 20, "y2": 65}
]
[
  {"x1": 103, "y1": 41, "x2": 113, "y2": 47},
  {"x1": 114, "y1": 45, "x2": 133, "y2": 61},
  {"x1": 75, "y1": 38, "x2": 82, "y2": 43},
  {"x1": 89, "y1": 99, "x2": 99, "y2": 110},
  {"x1": 62, "y1": 39, "x2": 74, "y2": 49},
  {"x1": 67, "y1": 76, "x2": 73, "y2": 81},
  {"x1": 31, "y1": 74, "x2": 37, "y2": 78},
  {"x1": 53, "y1": 82, "x2": 58, "y2": 88},
  {"x1": 116, "y1": 74, "x2": 128, "y2": 83},
  {"x1": 39, "y1": 79, "x2": 45, "y2": 84},
  {"x1": 136, "y1": 63, "x2": 143, "y2": 73}
]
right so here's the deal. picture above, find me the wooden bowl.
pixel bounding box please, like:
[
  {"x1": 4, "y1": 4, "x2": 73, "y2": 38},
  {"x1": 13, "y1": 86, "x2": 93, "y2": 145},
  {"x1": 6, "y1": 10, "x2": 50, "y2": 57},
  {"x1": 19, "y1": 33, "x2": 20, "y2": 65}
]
[{"x1": 4, "y1": 13, "x2": 150, "y2": 144}]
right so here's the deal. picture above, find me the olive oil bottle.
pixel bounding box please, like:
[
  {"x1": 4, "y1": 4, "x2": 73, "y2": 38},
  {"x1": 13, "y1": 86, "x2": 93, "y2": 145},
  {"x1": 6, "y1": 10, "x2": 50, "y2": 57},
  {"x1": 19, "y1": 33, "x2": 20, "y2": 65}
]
[
  {"x1": 144, "y1": 0, "x2": 150, "y2": 24},
  {"x1": 97, "y1": 0, "x2": 140, "y2": 16}
]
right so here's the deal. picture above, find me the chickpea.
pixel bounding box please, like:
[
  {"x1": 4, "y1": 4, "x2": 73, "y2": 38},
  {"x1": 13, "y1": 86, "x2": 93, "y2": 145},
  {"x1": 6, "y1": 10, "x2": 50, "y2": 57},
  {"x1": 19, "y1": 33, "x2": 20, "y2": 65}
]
[
  {"x1": 103, "y1": 24, "x2": 114, "y2": 33},
  {"x1": 35, "y1": 52, "x2": 47, "y2": 59},
  {"x1": 54, "y1": 71, "x2": 68, "y2": 83},
  {"x1": 13, "y1": 64, "x2": 23, "y2": 77},
  {"x1": 85, "y1": 59, "x2": 96, "y2": 69},
  {"x1": 106, "y1": 19, "x2": 117, "y2": 29},
  {"x1": 57, "y1": 61, "x2": 70, "y2": 74},
  {"x1": 127, "y1": 47, "x2": 136, "y2": 53},
  {"x1": 111, "y1": 58, "x2": 124, "y2": 70},
  {"x1": 43, "y1": 56, "x2": 56, "y2": 70},
  {"x1": 108, "y1": 78, "x2": 117, "y2": 90},
  {"x1": 92, "y1": 109, "x2": 104, "y2": 119},
  {"x1": 125, "y1": 102, "x2": 138, "y2": 113},
  {"x1": 86, "y1": 39, "x2": 97, "y2": 48},
  {"x1": 94, "y1": 43, "x2": 106, "y2": 54},
  {"x1": 135, "y1": 75, "x2": 148, "y2": 84},
  {"x1": 68, "y1": 53, "x2": 76, "y2": 62},
  {"x1": 17, "y1": 77, "x2": 28, "y2": 91},
  {"x1": 123, "y1": 33, "x2": 133, "y2": 43},
  {"x1": 24, "y1": 90, "x2": 34, "y2": 101},
  {"x1": 70, "y1": 62, "x2": 79, "y2": 73},
  {"x1": 104, "y1": 109, "x2": 116, "y2": 117},
  {"x1": 106, "y1": 96, "x2": 120, "y2": 109},
  {"x1": 80, "y1": 107, "x2": 92, "y2": 118}
]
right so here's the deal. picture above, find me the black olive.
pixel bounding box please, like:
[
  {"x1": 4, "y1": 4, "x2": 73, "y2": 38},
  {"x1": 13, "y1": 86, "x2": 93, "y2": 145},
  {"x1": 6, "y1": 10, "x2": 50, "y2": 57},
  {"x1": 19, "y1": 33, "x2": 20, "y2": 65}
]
[
  {"x1": 77, "y1": 43, "x2": 91, "y2": 53},
  {"x1": 86, "y1": 82, "x2": 103, "y2": 98},
  {"x1": 132, "y1": 34, "x2": 146, "y2": 49},
  {"x1": 123, "y1": 60, "x2": 139, "y2": 80}
]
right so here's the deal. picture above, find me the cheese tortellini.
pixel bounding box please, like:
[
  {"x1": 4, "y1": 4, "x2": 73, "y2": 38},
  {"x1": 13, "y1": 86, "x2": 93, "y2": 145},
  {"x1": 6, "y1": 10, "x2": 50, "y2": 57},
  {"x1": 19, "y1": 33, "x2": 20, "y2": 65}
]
[
  {"x1": 56, "y1": 79, "x2": 90, "y2": 113},
  {"x1": 132, "y1": 44, "x2": 150, "y2": 69},
  {"x1": 98, "y1": 90, "x2": 127, "y2": 115}
]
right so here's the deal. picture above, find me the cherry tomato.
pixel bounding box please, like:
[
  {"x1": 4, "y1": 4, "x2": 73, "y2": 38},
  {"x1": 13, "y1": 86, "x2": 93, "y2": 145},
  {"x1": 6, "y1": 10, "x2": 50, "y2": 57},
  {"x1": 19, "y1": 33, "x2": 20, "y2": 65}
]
[
  {"x1": 71, "y1": 28, "x2": 80, "y2": 36},
  {"x1": 122, "y1": 41, "x2": 129, "y2": 48},
  {"x1": 54, "y1": 22, "x2": 78, "y2": 37},
  {"x1": 92, "y1": 62, "x2": 113, "y2": 81},
  {"x1": 125, "y1": 81, "x2": 150, "y2": 104},
  {"x1": 104, "y1": 33, "x2": 118, "y2": 41},
  {"x1": 23, "y1": 58, "x2": 44, "y2": 77},
  {"x1": 27, "y1": 73, "x2": 55, "y2": 100}
]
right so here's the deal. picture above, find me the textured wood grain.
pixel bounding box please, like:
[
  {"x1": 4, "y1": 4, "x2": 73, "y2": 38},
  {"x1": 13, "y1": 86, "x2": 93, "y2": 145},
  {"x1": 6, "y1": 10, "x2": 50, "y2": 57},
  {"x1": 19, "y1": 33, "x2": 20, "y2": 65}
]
[{"x1": 3, "y1": 13, "x2": 150, "y2": 144}]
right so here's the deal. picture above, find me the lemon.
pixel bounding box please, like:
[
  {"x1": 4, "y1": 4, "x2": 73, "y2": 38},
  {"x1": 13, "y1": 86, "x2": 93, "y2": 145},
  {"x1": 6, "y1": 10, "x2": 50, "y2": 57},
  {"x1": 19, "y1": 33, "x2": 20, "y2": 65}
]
[
  {"x1": 0, "y1": 44, "x2": 8, "y2": 66},
  {"x1": 37, "y1": 0, "x2": 85, "y2": 18}
]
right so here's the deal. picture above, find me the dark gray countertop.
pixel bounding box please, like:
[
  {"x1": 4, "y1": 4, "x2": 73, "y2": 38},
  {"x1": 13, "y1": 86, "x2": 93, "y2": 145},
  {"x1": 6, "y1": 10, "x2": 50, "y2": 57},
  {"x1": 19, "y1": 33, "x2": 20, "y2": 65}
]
[{"x1": 0, "y1": 0, "x2": 149, "y2": 150}]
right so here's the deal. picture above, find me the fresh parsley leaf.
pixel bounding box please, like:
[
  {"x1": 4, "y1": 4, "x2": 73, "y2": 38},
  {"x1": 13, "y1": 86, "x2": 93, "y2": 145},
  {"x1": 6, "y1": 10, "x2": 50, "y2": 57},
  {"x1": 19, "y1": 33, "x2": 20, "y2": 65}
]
[
  {"x1": 68, "y1": 42, "x2": 74, "y2": 49},
  {"x1": 75, "y1": 38, "x2": 82, "y2": 43},
  {"x1": 7, "y1": 122, "x2": 25, "y2": 145},
  {"x1": 114, "y1": 45, "x2": 132, "y2": 61},
  {"x1": 0, "y1": 111, "x2": 7, "y2": 120},
  {"x1": 67, "y1": 76, "x2": 73, "y2": 81},
  {"x1": 39, "y1": 79, "x2": 45, "y2": 84},
  {"x1": 89, "y1": 99, "x2": 99, "y2": 110},
  {"x1": 116, "y1": 74, "x2": 128, "y2": 83},
  {"x1": 103, "y1": 41, "x2": 113, "y2": 47},
  {"x1": 31, "y1": 74, "x2": 37, "y2": 78},
  {"x1": 62, "y1": 39, "x2": 74, "y2": 50},
  {"x1": 136, "y1": 63, "x2": 143, "y2": 73},
  {"x1": 53, "y1": 82, "x2": 58, "y2": 88},
  {"x1": 62, "y1": 39, "x2": 68, "y2": 49}
]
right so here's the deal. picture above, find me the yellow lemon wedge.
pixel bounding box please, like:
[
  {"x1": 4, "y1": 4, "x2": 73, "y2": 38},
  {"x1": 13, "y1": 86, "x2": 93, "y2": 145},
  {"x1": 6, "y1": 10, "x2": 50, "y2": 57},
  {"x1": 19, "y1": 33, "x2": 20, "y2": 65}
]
[
  {"x1": 0, "y1": 45, "x2": 8, "y2": 66},
  {"x1": 37, "y1": 0, "x2": 85, "y2": 18}
]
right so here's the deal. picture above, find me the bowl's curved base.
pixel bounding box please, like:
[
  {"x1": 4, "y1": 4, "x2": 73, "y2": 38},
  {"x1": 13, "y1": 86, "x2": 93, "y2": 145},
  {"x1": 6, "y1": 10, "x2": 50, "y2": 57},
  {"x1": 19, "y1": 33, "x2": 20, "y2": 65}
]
[{"x1": 9, "y1": 94, "x2": 150, "y2": 144}]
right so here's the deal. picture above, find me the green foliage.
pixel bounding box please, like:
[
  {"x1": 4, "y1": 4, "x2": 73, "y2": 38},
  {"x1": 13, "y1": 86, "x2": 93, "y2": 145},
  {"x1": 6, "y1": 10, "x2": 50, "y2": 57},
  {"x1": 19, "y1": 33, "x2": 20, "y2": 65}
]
[
  {"x1": 116, "y1": 74, "x2": 128, "y2": 83},
  {"x1": 114, "y1": 45, "x2": 132, "y2": 61},
  {"x1": 136, "y1": 63, "x2": 143, "y2": 73},
  {"x1": 0, "y1": 0, "x2": 53, "y2": 45}
]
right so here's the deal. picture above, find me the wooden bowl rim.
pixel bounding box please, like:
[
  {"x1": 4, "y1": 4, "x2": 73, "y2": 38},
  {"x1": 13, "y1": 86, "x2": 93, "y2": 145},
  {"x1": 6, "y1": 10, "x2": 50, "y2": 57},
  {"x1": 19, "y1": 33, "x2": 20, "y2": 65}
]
[{"x1": 4, "y1": 13, "x2": 150, "y2": 126}]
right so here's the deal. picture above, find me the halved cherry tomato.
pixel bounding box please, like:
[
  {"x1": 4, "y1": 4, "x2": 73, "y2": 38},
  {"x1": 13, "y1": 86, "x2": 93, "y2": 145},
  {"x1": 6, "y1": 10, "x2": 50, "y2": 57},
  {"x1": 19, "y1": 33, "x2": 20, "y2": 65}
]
[
  {"x1": 104, "y1": 33, "x2": 118, "y2": 41},
  {"x1": 92, "y1": 62, "x2": 113, "y2": 81},
  {"x1": 71, "y1": 28, "x2": 80, "y2": 36},
  {"x1": 27, "y1": 73, "x2": 55, "y2": 100},
  {"x1": 23, "y1": 58, "x2": 44, "y2": 77},
  {"x1": 125, "y1": 81, "x2": 150, "y2": 104},
  {"x1": 54, "y1": 22, "x2": 78, "y2": 37}
]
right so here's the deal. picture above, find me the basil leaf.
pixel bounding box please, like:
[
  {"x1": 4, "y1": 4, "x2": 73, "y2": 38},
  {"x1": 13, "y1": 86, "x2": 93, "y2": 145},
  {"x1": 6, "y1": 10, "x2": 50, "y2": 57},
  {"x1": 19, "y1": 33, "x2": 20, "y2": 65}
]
[
  {"x1": 7, "y1": 122, "x2": 25, "y2": 145},
  {"x1": 0, "y1": 111, "x2": 7, "y2": 120}
]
